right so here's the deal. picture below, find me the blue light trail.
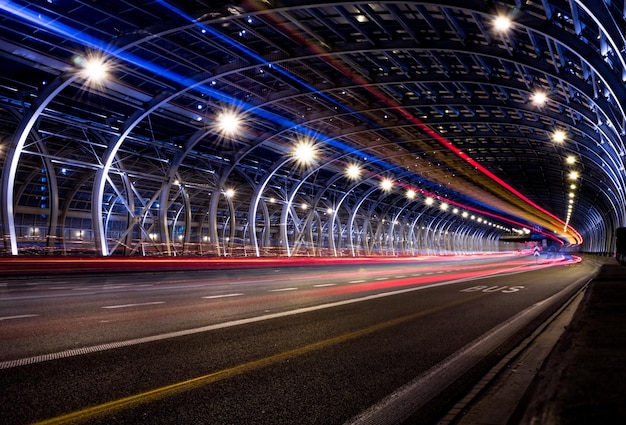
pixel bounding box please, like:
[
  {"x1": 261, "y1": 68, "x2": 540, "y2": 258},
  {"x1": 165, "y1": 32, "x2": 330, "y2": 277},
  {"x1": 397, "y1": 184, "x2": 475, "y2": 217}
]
[{"x1": 1, "y1": 0, "x2": 507, "y2": 218}]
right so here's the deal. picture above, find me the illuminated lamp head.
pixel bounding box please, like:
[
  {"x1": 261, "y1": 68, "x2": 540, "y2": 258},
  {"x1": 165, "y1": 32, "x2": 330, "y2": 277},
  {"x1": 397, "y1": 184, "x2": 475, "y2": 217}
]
[
  {"x1": 380, "y1": 178, "x2": 394, "y2": 192},
  {"x1": 74, "y1": 53, "x2": 109, "y2": 85},
  {"x1": 217, "y1": 111, "x2": 240, "y2": 135}
]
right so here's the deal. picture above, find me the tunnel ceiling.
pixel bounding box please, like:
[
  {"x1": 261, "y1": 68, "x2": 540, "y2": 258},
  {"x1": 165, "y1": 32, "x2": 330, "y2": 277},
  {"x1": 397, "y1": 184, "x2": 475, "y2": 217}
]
[{"x1": 1, "y1": 0, "x2": 626, "y2": 251}]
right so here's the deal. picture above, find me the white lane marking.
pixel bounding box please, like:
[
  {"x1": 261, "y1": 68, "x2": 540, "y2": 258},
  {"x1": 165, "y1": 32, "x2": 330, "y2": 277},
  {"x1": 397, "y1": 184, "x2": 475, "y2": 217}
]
[
  {"x1": 102, "y1": 301, "x2": 165, "y2": 309},
  {"x1": 269, "y1": 287, "x2": 298, "y2": 292},
  {"x1": 0, "y1": 314, "x2": 38, "y2": 321},
  {"x1": 395, "y1": 275, "x2": 407, "y2": 278},
  {"x1": 344, "y1": 273, "x2": 592, "y2": 425},
  {"x1": 375, "y1": 277, "x2": 389, "y2": 281},
  {"x1": 349, "y1": 280, "x2": 366, "y2": 284},
  {"x1": 202, "y1": 293, "x2": 244, "y2": 299},
  {"x1": 313, "y1": 283, "x2": 336, "y2": 287},
  {"x1": 71, "y1": 284, "x2": 133, "y2": 291}
]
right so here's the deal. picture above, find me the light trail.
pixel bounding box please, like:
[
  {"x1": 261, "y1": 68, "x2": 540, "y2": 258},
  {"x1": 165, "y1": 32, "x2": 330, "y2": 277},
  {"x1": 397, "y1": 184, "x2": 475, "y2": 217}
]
[
  {"x1": 153, "y1": 0, "x2": 560, "y2": 240},
  {"x1": 0, "y1": 256, "x2": 578, "y2": 370},
  {"x1": 315, "y1": 255, "x2": 580, "y2": 297},
  {"x1": 0, "y1": 251, "x2": 526, "y2": 275},
  {"x1": 240, "y1": 2, "x2": 583, "y2": 245},
  {"x1": 0, "y1": 1, "x2": 565, "y2": 244}
]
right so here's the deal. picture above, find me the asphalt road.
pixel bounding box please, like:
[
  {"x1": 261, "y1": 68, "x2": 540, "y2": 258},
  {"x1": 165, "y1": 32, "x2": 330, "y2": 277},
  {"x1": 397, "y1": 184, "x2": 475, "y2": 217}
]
[{"x1": 0, "y1": 254, "x2": 599, "y2": 424}]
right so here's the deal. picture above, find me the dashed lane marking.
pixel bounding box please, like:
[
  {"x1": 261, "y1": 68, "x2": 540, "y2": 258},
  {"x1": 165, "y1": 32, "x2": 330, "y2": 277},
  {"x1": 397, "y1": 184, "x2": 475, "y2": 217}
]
[
  {"x1": 1, "y1": 272, "x2": 515, "y2": 370},
  {"x1": 202, "y1": 293, "x2": 244, "y2": 299},
  {"x1": 0, "y1": 314, "x2": 38, "y2": 321},
  {"x1": 102, "y1": 302, "x2": 165, "y2": 309}
]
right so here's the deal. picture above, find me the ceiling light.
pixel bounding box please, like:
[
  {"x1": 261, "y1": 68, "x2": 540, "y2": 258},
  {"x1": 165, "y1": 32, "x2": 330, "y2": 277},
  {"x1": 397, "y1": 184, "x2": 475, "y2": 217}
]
[
  {"x1": 552, "y1": 129, "x2": 566, "y2": 143},
  {"x1": 217, "y1": 112, "x2": 240, "y2": 134},
  {"x1": 346, "y1": 164, "x2": 361, "y2": 179},
  {"x1": 380, "y1": 178, "x2": 393, "y2": 191},
  {"x1": 494, "y1": 16, "x2": 512, "y2": 31},
  {"x1": 81, "y1": 56, "x2": 108, "y2": 83},
  {"x1": 293, "y1": 140, "x2": 317, "y2": 165},
  {"x1": 532, "y1": 91, "x2": 548, "y2": 106}
]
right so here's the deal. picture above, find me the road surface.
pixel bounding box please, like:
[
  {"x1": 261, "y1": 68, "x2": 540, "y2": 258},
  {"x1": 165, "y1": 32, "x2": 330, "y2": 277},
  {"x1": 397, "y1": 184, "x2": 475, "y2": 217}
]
[{"x1": 0, "y1": 253, "x2": 597, "y2": 424}]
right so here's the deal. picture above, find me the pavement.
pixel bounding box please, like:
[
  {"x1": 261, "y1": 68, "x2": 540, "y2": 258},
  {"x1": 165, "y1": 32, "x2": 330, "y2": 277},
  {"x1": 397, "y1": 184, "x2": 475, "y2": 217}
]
[
  {"x1": 441, "y1": 257, "x2": 626, "y2": 425},
  {"x1": 517, "y1": 259, "x2": 626, "y2": 425}
]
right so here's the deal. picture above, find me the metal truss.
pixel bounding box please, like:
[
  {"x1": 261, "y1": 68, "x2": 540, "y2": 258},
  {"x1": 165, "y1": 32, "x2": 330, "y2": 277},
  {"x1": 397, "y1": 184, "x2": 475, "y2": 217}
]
[{"x1": 1, "y1": 1, "x2": 625, "y2": 256}]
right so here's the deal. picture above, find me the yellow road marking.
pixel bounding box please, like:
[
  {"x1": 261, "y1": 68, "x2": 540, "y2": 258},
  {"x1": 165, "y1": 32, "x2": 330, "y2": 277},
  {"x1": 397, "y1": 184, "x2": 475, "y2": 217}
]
[{"x1": 34, "y1": 296, "x2": 472, "y2": 424}]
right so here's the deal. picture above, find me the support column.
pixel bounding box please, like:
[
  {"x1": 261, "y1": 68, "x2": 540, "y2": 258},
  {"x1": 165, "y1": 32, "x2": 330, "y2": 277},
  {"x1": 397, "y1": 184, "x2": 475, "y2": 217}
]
[{"x1": 1, "y1": 75, "x2": 77, "y2": 255}]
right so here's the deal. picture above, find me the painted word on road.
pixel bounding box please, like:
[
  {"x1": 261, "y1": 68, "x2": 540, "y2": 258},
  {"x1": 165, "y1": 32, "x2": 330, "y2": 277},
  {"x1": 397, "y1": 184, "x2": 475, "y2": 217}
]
[{"x1": 460, "y1": 285, "x2": 525, "y2": 293}]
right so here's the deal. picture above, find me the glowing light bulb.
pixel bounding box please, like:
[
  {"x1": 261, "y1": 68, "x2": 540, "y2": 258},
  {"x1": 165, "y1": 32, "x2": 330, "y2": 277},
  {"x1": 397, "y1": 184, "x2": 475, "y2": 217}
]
[{"x1": 494, "y1": 16, "x2": 512, "y2": 31}]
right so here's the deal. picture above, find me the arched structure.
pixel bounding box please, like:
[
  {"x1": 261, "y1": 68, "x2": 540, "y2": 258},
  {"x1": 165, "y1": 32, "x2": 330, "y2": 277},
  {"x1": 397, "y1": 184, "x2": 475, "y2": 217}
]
[{"x1": 1, "y1": 1, "x2": 625, "y2": 257}]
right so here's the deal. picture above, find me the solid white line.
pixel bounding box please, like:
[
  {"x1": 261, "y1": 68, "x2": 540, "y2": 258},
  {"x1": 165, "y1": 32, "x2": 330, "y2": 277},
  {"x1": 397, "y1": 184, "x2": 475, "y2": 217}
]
[
  {"x1": 269, "y1": 287, "x2": 298, "y2": 292},
  {"x1": 102, "y1": 301, "x2": 165, "y2": 309},
  {"x1": 202, "y1": 293, "x2": 244, "y2": 299},
  {"x1": 0, "y1": 314, "x2": 38, "y2": 321},
  {"x1": 345, "y1": 273, "x2": 593, "y2": 425}
]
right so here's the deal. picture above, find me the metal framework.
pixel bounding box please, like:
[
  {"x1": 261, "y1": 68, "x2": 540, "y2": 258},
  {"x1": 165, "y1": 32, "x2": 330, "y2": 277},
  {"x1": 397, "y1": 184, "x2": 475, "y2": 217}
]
[{"x1": 0, "y1": 0, "x2": 625, "y2": 257}]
